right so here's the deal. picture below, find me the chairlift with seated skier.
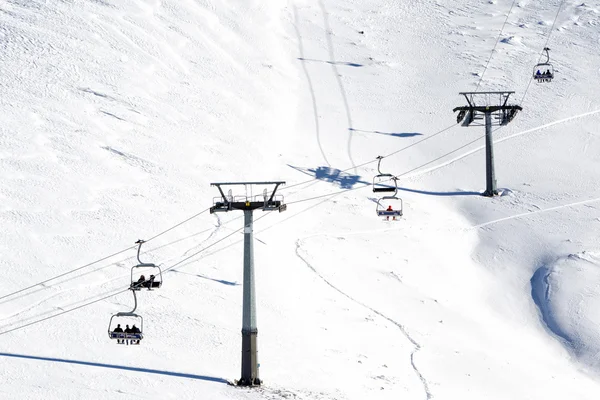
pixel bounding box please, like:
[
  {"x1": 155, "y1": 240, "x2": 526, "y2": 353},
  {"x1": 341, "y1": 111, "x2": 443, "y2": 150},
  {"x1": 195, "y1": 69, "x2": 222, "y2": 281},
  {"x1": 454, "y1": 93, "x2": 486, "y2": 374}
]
[
  {"x1": 533, "y1": 47, "x2": 554, "y2": 83},
  {"x1": 108, "y1": 313, "x2": 143, "y2": 345},
  {"x1": 374, "y1": 176, "x2": 403, "y2": 221},
  {"x1": 376, "y1": 197, "x2": 403, "y2": 221},
  {"x1": 130, "y1": 240, "x2": 162, "y2": 291}
]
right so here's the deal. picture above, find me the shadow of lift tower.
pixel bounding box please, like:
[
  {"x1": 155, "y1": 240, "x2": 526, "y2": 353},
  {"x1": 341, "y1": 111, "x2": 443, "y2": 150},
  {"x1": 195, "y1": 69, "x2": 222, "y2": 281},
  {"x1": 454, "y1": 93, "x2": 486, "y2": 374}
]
[
  {"x1": 210, "y1": 181, "x2": 287, "y2": 386},
  {"x1": 453, "y1": 91, "x2": 522, "y2": 197}
]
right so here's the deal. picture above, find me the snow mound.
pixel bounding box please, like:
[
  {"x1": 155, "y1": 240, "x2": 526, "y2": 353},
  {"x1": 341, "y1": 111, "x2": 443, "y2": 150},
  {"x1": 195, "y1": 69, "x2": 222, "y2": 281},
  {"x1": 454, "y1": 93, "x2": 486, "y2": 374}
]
[
  {"x1": 531, "y1": 252, "x2": 600, "y2": 371},
  {"x1": 500, "y1": 35, "x2": 523, "y2": 45}
]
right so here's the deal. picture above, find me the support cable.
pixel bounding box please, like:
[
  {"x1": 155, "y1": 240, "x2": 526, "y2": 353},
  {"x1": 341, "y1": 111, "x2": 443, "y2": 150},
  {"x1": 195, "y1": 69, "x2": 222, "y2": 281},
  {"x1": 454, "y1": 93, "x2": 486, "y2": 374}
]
[
  {"x1": 475, "y1": 0, "x2": 519, "y2": 91},
  {"x1": 519, "y1": 0, "x2": 566, "y2": 104},
  {"x1": 283, "y1": 123, "x2": 458, "y2": 191},
  {"x1": 0, "y1": 210, "x2": 259, "y2": 337},
  {"x1": 0, "y1": 207, "x2": 211, "y2": 302}
]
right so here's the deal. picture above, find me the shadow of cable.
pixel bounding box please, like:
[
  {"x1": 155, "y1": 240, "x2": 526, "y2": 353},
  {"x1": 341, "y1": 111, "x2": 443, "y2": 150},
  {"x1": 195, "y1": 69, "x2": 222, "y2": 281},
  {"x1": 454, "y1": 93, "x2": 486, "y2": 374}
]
[
  {"x1": 171, "y1": 270, "x2": 239, "y2": 286},
  {"x1": 350, "y1": 128, "x2": 423, "y2": 138},
  {"x1": 398, "y1": 186, "x2": 480, "y2": 196},
  {"x1": 0, "y1": 352, "x2": 228, "y2": 384},
  {"x1": 297, "y1": 57, "x2": 363, "y2": 67}
]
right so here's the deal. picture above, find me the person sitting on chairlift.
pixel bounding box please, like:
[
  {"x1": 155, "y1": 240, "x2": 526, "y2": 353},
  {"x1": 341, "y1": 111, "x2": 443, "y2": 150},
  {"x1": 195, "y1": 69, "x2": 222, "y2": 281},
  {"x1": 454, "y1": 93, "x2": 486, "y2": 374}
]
[
  {"x1": 134, "y1": 275, "x2": 146, "y2": 289},
  {"x1": 386, "y1": 205, "x2": 396, "y2": 221},
  {"x1": 113, "y1": 324, "x2": 124, "y2": 344},
  {"x1": 131, "y1": 325, "x2": 141, "y2": 344},
  {"x1": 536, "y1": 69, "x2": 542, "y2": 77},
  {"x1": 545, "y1": 69, "x2": 552, "y2": 77},
  {"x1": 124, "y1": 325, "x2": 132, "y2": 345},
  {"x1": 146, "y1": 274, "x2": 156, "y2": 289}
]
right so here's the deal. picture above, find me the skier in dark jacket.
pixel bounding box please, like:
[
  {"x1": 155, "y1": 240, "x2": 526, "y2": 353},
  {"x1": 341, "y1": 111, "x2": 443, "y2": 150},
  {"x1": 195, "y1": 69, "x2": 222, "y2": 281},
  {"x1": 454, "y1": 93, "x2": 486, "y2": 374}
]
[
  {"x1": 123, "y1": 325, "x2": 132, "y2": 345},
  {"x1": 131, "y1": 325, "x2": 141, "y2": 344},
  {"x1": 134, "y1": 275, "x2": 146, "y2": 289},
  {"x1": 113, "y1": 324, "x2": 124, "y2": 344}
]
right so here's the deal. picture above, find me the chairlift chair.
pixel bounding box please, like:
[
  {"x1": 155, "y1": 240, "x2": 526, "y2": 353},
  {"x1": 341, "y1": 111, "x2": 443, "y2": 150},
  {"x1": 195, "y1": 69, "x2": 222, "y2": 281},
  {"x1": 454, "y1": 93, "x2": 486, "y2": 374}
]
[
  {"x1": 108, "y1": 288, "x2": 143, "y2": 344},
  {"x1": 373, "y1": 156, "x2": 397, "y2": 193},
  {"x1": 376, "y1": 197, "x2": 403, "y2": 220},
  {"x1": 533, "y1": 47, "x2": 554, "y2": 83},
  {"x1": 131, "y1": 264, "x2": 163, "y2": 290},
  {"x1": 108, "y1": 312, "x2": 144, "y2": 344},
  {"x1": 130, "y1": 240, "x2": 163, "y2": 291}
]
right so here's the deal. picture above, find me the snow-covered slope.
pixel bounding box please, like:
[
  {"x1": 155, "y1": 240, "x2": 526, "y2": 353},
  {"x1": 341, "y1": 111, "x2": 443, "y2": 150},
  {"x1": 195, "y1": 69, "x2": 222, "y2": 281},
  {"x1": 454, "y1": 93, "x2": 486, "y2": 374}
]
[{"x1": 1, "y1": 0, "x2": 599, "y2": 399}]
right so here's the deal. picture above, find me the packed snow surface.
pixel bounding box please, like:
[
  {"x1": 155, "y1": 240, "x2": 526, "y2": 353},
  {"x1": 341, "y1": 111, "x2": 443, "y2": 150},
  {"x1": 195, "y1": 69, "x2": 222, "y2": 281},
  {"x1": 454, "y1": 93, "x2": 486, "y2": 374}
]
[{"x1": 0, "y1": 0, "x2": 599, "y2": 399}]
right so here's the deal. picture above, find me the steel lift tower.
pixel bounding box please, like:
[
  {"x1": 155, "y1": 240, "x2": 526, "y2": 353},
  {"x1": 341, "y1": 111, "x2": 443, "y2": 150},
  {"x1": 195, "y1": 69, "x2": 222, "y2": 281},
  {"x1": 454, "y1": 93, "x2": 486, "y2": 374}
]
[
  {"x1": 210, "y1": 181, "x2": 286, "y2": 386},
  {"x1": 453, "y1": 91, "x2": 522, "y2": 197}
]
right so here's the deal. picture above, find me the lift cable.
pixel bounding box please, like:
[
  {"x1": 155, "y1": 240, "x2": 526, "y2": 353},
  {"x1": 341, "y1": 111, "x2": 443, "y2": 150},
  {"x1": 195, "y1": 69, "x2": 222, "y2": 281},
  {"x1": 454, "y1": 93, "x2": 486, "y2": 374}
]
[
  {"x1": 475, "y1": 0, "x2": 519, "y2": 91},
  {"x1": 0, "y1": 207, "x2": 212, "y2": 302},
  {"x1": 283, "y1": 122, "x2": 458, "y2": 191},
  {"x1": 519, "y1": 0, "x2": 567, "y2": 104}
]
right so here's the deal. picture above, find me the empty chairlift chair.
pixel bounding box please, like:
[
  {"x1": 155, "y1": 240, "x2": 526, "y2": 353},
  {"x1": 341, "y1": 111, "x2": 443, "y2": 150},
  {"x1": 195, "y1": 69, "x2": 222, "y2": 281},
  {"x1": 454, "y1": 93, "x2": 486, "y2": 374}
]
[{"x1": 373, "y1": 156, "x2": 397, "y2": 193}]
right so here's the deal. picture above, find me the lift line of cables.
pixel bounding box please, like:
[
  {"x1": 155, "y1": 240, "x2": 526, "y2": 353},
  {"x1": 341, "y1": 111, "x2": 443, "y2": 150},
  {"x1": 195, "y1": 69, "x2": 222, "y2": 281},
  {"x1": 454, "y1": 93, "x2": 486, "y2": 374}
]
[
  {"x1": 0, "y1": 118, "x2": 460, "y2": 308},
  {"x1": 1, "y1": 111, "x2": 464, "y2": 311},
  {"x1": 0, "y1": 207, "x2": 212, "y2": 303},
  {"x1": 0, "y1": 120, "x2": 467, "y2": 336},
  {"x1": 283, "y1": 122, "x2": 459, "y2": 191},
  {"x1": 1, "y1": 99, "x2": 597, "y2": 337},
  {"x1": 0, "y1": 209, "x2": 260, "y2": 337}
]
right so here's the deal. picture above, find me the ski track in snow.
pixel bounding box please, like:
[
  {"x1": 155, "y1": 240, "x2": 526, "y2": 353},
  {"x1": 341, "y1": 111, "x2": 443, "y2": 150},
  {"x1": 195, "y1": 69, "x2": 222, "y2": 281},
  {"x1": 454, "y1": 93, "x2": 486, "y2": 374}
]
[
  {"x1": 317, "y1": 0, "x2": 357, "y2": 174},
  {"x1": 293, "y1": 6, "x2": 331, "y2": 168},
  {"x1": 294, "y1": 237, "x2": 432, "y2": 400},
  {"x1": 472, "y1": 196, "x2": 600, "y2": 229}
]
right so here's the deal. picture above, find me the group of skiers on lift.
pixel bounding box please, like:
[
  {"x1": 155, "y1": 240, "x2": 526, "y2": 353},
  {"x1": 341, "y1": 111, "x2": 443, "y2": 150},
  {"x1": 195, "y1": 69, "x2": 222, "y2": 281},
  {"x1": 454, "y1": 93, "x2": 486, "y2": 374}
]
[
  {"x1": 535, "y1": 69, "x2": 553, "y2": 78},
  {"x1": 132, "y1": 274, "x2": 156, "y2": 289},
  {"x1": 112, "y1": 324, "x2": 141, "y2": 345}
]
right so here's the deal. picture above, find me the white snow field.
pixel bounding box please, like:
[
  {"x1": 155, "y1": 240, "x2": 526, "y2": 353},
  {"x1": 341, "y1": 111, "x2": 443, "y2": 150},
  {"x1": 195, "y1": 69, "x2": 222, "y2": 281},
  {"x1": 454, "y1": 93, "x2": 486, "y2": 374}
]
[{"x1": 0, "y1": 0, "x2": 599, "y2": 398}]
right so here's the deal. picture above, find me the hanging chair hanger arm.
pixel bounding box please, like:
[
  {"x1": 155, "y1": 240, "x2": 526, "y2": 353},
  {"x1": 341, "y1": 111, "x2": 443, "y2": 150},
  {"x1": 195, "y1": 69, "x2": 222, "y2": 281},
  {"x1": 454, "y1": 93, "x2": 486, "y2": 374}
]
[
  {"x1": 376, "y1": 156, "x2": 384, "y2": 175},
  {"x1": 134, "y1": 239, "x2": 147, "y2": 264}
]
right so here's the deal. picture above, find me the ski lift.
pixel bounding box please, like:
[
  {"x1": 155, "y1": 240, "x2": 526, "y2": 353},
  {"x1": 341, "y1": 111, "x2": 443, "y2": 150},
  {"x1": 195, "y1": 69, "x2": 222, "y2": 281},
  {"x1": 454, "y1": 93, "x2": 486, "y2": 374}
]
[
  {"x1": 373, "y1": 156, "x2": 397, "y2": 193},
  {"x1": 376, "y1": 196, "x2": 403, "y2": 220},
  {"x1": 108, "y1": 289, "x2": 143, "y2": 345},
  {"x1": 108, "y1": 312, "x2": 144, "y2": 345},
  {"x1": 374, "y1": 176, "x2": 403, "y2": 220},
  {"x1": 130, "y1": 240, "x2": 162, "y2": 291},
  {"x1": 533, "y1": 47, "x2": 554, "y2": 83}
]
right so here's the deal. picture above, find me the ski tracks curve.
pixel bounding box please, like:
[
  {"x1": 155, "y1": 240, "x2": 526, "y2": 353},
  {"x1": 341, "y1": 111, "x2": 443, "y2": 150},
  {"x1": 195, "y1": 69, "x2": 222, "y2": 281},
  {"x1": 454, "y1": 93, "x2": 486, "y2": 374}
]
[{"x1": 295, "y1": 237, "x2": 432, "y2": 400}]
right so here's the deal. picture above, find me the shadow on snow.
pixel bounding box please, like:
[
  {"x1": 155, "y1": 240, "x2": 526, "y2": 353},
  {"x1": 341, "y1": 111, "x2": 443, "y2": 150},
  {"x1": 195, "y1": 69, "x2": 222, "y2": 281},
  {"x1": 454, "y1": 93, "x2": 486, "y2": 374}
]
[
  {"x1": 530, "y1": 266, "x2": 574, "y2": 346},
  {"x1": 297, "y1": 57, "x2": 363, "y2": 67},
  {"x1": 397, "y1": 186, "x2": 480, "y2": 197},
  {"x1": 349, "y1": 128, "x2": 423, "y2": 138},
  {"x1": 171, "y1": 270, "x2": 239, "y2": 286},
  {"x1": 288, "y1": 164, "x2": 368, "y2": 189},
  {"x1": 0, "y1": 352, "x2": 228, "y2": 384}
]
